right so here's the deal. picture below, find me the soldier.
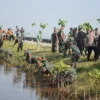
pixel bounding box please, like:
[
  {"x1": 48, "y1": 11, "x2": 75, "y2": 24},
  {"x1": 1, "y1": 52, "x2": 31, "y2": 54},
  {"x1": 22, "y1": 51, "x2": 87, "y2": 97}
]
[
  {"x1": 58, "y1": 25, "x2": 66, "y2": 54},
  {"x1": 36, "y1": 30, "x2": 42, "y2": 51},
  {"x1": 76, "y1": 28, "x2": 86, "y2": 56},
  {"x1": 70, "y1": 40, "x2": 80, "y2": 68},
  {"x1": 51, "y1": 27, "x2": 58, "y2": 53},
  {"x1": 63, "y1": 38, "x2": 71, "y2": 57},
  {"x1": 17, "y1": 38, "x2": 23, "y2": 52},
  {"x1": 68, "y1": 27, "x2": 74, "y2": 38},
  {"x1": 73, "y1": 27, "x2": 78, "y2": 44}
]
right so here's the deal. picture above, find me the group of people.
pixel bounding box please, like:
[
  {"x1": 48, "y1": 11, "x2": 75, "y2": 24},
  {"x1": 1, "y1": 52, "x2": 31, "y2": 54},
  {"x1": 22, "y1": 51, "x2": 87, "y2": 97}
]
[
  {"x1": 51, "y1": 25, "x2": 100, "y2": 66},
  {"x1": 0, "y1": 26, "x2": 25, "y2": 40},
  {"x1": 0, "y1": 26, "x2": 25, "y2": 52}
]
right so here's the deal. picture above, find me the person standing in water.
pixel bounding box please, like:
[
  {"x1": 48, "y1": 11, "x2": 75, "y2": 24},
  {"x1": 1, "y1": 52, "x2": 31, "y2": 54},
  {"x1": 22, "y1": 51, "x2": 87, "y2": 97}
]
[{"x1": 36, "y1": 30, "x2": 42, "y2": 51}]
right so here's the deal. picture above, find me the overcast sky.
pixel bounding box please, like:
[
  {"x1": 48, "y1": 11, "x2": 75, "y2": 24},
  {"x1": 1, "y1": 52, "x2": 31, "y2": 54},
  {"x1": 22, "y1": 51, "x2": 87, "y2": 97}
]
[{"x1": 0, "y1": 0, "x2": 100, "y2": 39}]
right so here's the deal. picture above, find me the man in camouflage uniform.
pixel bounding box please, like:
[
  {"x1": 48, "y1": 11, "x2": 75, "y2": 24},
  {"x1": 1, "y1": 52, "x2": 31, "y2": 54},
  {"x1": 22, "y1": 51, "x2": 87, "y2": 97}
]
[
  {"x1": 58, "y1": 25, "x2": 66, "y2": 54},
  {"x1": 70, "y1": 39, "x2": 80, "y2": 68},
  {"x1": 63, "y1": 38, "x2": 71, "y2": 57},
  {"x1": 51, "y1": 27, "x2": 58, "y2": 53}
]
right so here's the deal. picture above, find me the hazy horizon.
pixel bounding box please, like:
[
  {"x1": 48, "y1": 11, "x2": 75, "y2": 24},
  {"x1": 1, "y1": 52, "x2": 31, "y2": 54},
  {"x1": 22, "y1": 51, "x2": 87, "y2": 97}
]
[{"x1": 0, "y1": 0, "x2": 100, "y2": 39}]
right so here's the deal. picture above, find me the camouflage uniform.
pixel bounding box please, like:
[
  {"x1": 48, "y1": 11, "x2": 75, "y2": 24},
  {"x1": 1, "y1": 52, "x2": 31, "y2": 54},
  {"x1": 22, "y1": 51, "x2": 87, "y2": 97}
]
[
  {"x1": 70, "y1": 43, "x2": 80, "y2": 67},
  {"x1": 17, "y1": 38, "x2": 23, "y2": 52},
  {"x1": 51, "y1": 32, "x2": 58, "y2": 52},
  {"x1": 63, "y1": 38, "x2": 70, "y2": 56},
  {"x1": 58, "y1": 30, "x2": 65, "y2": 53},
  {"x1": 0, "y1": 33, "x2": 3, "y2": 48}
]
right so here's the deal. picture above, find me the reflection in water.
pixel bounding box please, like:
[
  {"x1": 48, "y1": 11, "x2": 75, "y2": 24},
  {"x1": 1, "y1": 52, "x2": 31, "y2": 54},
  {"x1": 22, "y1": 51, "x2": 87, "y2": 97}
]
[
  {"x1": 0, "y1": 64, "x2": 77, "y2": 100},
  {"x1": 13, "y1": 68, "x2": 22, "y2": 85}
]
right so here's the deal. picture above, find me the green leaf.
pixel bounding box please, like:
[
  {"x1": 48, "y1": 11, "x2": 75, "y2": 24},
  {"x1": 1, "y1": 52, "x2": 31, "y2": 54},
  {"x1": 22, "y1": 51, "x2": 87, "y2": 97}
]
[{"x1": 32, "y1": 23, "x2": 36, "y2": 26}]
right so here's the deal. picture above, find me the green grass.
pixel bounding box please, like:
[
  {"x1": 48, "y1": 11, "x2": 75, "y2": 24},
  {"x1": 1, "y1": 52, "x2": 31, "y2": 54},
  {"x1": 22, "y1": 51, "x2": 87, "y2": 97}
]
[{"x1": 1, "y1": 40, "x2": 100, "y2": 98}]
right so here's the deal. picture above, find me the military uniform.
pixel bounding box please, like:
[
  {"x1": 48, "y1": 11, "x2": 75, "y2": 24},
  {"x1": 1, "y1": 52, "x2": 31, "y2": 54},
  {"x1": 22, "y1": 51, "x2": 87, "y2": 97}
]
[
  {"x1": 70, "y1": 43, "x2": 80, "y2": 67},
  {"x1": 0, "y1": 32, "x2": 3, "y2": 48},
  {"x1": 63, "y1": 38, "x2": 70, "y2": 56},
  {"x1": 51, "y1": 32, "x2": 58, "y2": 52},
  {"x1": 17, "y1": 38, "x2": 23, "y2": 52},
  {"x1": 58, "y1": 30, "x2": 65, "y2": 53}
]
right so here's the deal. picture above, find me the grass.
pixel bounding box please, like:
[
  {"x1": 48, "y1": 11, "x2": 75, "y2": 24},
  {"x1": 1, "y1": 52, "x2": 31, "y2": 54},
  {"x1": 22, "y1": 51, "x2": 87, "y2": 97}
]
[{"x1": 1, "y1": 40, "x2": 100, "y2": 98}]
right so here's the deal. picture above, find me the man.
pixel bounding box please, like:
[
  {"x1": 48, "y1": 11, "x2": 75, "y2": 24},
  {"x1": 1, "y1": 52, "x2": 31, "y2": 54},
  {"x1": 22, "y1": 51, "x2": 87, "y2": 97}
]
[
  {"x1": 36, "y1": 30, "x2": 42, "y2": 51},
  {"x1": 70, "y1": 39, "x2": 80, "y2": 68},
  {"x1": 76, "y1": 28, "x2": 86, "y2": 56},
  {"x1": 57, "y1": 25, "x2": 66, "y2": 53},
  {"x1": 8, "y1": 28, "x2": 14, "y2": 41},
  {"x1": 16, "y1": 26, "x2": 19, "y2": 37},
  {"x1": 95, "y1": 28, "x2": 100, "y2": 59},
  {"x1": 86, "y1": 30, "x2": 97, "y2": 61},
  {"x1": 17, "y1": 38, "x2": 23, "y2": 52},
  {"x1": 96, "y1": 35, "x2": 100, "y2": 59},
  {"x1": 20, "y1": 27, "x2": 25, "y2": 40},
  {"x1": 51, "y1": 27, "x2": 58, "y2": 53},
  {"x1": 73, "y1": 27, "x2": 78, "y2": 44},
  {"x1": 0, "y1": 28, "x2": 3, "y2": 48},
  {"x1": 68, "y1": 27, "x2": 74, "y2": 38}
]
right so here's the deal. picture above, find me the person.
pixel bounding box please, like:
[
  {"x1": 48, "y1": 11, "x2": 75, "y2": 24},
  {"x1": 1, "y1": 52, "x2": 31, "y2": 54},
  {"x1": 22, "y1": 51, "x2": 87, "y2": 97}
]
[
  {"x1": 2, "y1": 30, "x2": 6, "y2": 40},
  {"x1": 57, "y1": 25, "x2": 66, "y2": 54},
  {"x1": 86, "y1": 30, "x2": 97, "y2": 61},
  {"x1": 70, "y1": 39, "x2": 80, "y2": 68},
  {"x1": 95, "y1": 35, "x2": 100, "y2": 59},
  {"x1": 16, "y1": 26, "x2": 19, "y2": 37},
  {"x1": 63, "y1": 38, "x2": 71, "y2": 57},
  {"x1": 51, "y1": 27, "x2": 58, "y2": 53},
  {"x1": 8, "y1": 28, "x2": 14, "y2": 40},
  {"x1": 17, "y1": 38, "x2": 23, "y2": 52},
  {"x1": 0, "y1": 28, "x2": 3, "y2": 48},
  {"x1": 68, "y1": 27, "x2": 73, "y2": 38},
  {"x1": 76, "y1": 28, "x2": 86, "y2": 56},
  {"x1": 36, "y1": 30, "x2": 42, "y2": 51},
  {"x1": 20, "y1": 27, "x2": 25, "y2": 40},
  {"x1": 73, "y1": 27, "x2": 78, "y2": 44}
]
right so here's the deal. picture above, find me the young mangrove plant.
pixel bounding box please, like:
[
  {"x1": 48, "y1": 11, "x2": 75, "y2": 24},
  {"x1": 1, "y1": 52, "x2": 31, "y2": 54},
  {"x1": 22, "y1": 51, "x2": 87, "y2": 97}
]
[
  {"x1": 58, "y1": 19, "x2": 67, "y2": 26},
  {"x1": 88, "y1": 69, "x2": 100, "y2": 100}
]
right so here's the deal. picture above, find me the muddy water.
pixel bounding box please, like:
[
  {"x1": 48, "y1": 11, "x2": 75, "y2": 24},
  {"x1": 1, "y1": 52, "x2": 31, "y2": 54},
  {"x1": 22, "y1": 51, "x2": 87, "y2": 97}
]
[{"x1": 0, "y1": 64, "x2": 64, "y2": 100}]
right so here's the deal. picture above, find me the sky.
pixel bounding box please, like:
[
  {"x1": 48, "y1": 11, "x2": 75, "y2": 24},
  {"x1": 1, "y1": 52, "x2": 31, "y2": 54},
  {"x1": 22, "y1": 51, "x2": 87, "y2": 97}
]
[{"x1": 0, "y1": 0, "x2": 100, "y2": 39}]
